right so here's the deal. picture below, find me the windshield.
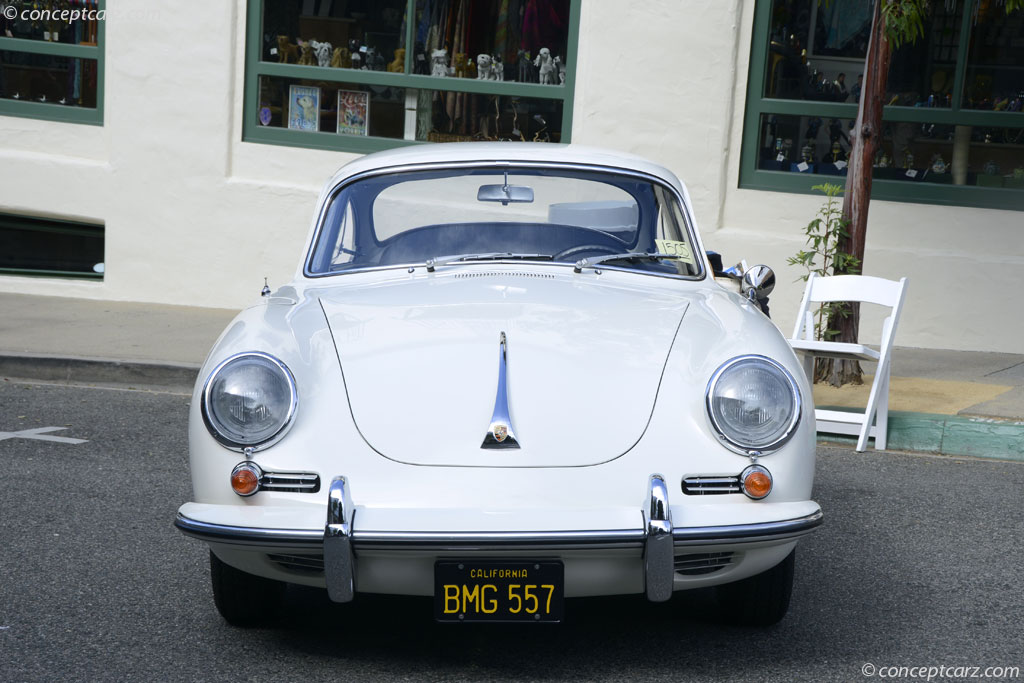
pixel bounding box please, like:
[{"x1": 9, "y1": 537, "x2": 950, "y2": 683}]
[{"x1": 307, "y1": 166, "x2": 702, "y2": 278}]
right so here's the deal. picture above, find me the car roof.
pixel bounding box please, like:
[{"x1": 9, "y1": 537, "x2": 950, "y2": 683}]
[{"x1": 327, "y1": 142, "x2": 685, "y2": 194}]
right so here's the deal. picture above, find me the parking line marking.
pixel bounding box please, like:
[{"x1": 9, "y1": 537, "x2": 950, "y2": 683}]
[{"x1": 0, "y1": 427, "x2": 88, "y2": 444}]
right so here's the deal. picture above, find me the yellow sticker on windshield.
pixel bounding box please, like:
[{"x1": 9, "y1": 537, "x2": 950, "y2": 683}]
[{"x1": 655, "y1": 240, "x2": 695, "y2": 264}]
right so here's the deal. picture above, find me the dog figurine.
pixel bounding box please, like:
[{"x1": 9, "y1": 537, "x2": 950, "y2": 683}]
[
  {"x1": 330, "y1": 46, "x2": 351, "y2": 68},
  {"x1": 453, "y1": 52, "x2": 469, "y2": 78},
  {"x1": 535, "y1": 47, "x2": 555, "y2": 85},
  {"x1": 297, "y1": 40, "x2": 316, "y2": 66},
  {"x1": 276, "y1": 35, "x2": 298, "y2": 63},
  {"x1": 311, "y1": 40, "x2": 332, "y2": 68},
  {"x1": 491, "y1": 55, "x2": 504, "y2": 81},
  {"x1": 476, "y1": 53, "x2": 492, "y2": 80},
  {"x1": 388, "y1": 48, "x2": 405, "y2": 73}
]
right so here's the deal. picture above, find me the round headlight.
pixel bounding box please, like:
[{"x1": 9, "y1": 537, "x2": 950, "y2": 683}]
[
  {"x1": 706, "y1": 355, "x2": 800, "y2": 455},
  {"x1": 201, "y1": 352, "x2": 297, "y2": 450}
]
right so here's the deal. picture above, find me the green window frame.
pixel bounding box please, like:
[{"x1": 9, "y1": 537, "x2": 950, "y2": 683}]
[
  {"x1": 243, "y1": 0, "x2": 580, "y2": 153},
  {"x1": 0, "y1": 0, "x2": 105, "y2": 125},
  {"x1": 741, "y1": 0, "x2": 1024, "y2": 212}
]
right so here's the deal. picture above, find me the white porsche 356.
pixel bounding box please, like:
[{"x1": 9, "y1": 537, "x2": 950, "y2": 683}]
[{"x1": 175, "y1": 143, "x2": 822, "y2": 626}]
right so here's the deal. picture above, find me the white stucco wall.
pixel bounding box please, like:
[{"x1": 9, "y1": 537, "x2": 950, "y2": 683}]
[{"x1": 0, "y1": 0, "x2": 1021, "y2": 352}]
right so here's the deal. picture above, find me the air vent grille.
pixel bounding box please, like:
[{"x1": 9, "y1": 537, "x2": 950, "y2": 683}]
[
  {"x1": 681, "y1": 475, "x2": 741, "y2": 495},
  {"x1": 260, "y1": 471, "x2": 320, "y2": 493},
  {"x1": 674, "y1": 552, "x2": 735, "y2": 575},
  {"x1": 267, "y1": 553, "x2": 324, "y2": 575}
]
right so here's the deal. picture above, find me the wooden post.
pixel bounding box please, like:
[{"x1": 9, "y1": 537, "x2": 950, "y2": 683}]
[{"x1": 826, "y1": 0, "x2": 892, "y2": 387}]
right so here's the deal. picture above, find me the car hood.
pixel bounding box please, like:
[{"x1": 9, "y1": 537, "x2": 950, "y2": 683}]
[{"x1": 318, "y1": 269, "x2": 690, "y2": 467}]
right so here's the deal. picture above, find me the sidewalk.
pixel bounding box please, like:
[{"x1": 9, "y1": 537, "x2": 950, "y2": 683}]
[{"x1": 1, "y1": 292, "x2": 1022, "y2": 460}]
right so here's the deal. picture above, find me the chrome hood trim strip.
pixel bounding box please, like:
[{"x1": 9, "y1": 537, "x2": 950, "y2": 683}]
[{"x1": 481, "y1": 331, "x2": 520, "y2": 449}]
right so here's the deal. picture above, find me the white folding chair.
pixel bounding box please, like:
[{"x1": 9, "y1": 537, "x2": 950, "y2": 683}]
[{"x1": 788, "y1": 273, "x2": 908, "y2": 452}]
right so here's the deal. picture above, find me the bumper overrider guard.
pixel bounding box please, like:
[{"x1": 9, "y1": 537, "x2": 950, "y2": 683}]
[{"x1": 174, "y1": 475, "x2": 823, "y2": 603}]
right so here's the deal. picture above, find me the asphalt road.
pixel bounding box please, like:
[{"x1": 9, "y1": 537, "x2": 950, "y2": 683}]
[{"x1": 1, "y1": 380, "x2": 1022, "y2": 683}]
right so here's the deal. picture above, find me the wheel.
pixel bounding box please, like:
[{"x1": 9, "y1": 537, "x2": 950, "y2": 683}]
[
  {"x1": 715, "y1": 549, "x2": 795, "y2": 626},
  {"x1": 209, "y1": 550, "x2": 285, "y2": 626},
  {"x1": 552, "y1": 244, "x2": 620, "y2": 261}
]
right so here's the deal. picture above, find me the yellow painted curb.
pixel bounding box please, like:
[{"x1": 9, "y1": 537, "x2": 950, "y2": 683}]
[{"x1": 812, "y1": 376, "x2": 1012, "y2": 416}]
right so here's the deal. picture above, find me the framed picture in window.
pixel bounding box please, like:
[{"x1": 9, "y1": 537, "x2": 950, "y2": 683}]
[
  {"x1": 287, "y1": 84, "x2": 320, "y2": 132},
  {"x1": 337, "y1": 89, "x2": 370, "y2": 136}
]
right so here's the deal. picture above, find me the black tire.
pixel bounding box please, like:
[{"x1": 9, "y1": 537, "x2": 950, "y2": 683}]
[
  {"x1": 715, "y1": 549, "x2": 795, "y2": 626},
  {"x1": 209, "y1": 551, "x2": 285, "y2": 626}
]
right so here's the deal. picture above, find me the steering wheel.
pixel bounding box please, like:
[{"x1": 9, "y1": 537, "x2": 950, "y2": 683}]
[{"x1": 552, "y1": 244, "x2": 621, "y2": 262}]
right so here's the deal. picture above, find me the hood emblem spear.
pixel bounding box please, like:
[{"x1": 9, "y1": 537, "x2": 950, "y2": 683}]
[{"x1": 481, "y1": 331, "x2": 520, "y2": 449}]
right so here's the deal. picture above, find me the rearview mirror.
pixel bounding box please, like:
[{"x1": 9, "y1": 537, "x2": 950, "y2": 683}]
[{"x1": 477, "y1": 184, "x2": 535, "y2": 205}]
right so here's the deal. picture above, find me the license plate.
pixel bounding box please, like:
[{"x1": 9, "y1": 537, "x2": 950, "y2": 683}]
[{"x1": 434, "y1": 560, "x2": 564, "y2": 623}]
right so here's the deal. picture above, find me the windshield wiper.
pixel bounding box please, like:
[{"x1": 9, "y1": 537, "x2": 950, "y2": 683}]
[
  {"x1": 573, "y1": 252, "x2": 684, "y2": 274},
  {"x1": 425, "y1": 252, "x2": 553, "y2": 272}
]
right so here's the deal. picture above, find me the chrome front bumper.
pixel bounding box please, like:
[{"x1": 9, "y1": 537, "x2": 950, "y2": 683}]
[{"x1": 174, "y1": 475, "x2": 823, "y2": 603}]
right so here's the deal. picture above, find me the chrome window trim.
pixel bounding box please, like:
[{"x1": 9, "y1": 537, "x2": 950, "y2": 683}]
[
  {"x1": 705, "y1": 354, "x2": 803, "y2": 457},
  {"x1": 200, "y1": 351, "x2": 298, "y2": 452},
  {"x1": 302, "y1": 160, "x2": 707, "y2": 283}
]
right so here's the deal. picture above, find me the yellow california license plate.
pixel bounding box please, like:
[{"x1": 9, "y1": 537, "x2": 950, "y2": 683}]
[{"x1": 434, "y1": 561, "x2": 564, "y2": 622}]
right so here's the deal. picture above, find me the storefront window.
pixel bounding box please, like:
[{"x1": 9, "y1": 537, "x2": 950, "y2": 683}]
[
  {"x1": 0, "y1": 1, "x2": 100, "y2": 45},
  {"x1": 0, "y1": 51, "x2": 98, "y2": 108},
  {"x1": 0, "y1": 0, "x2": 104, "y2": 124},
  {"x1": 962, "y1": 0, "x2": 1024, "y2": 110},
  {"x1": 243, "y1": 0, "x2": 578, "y2": 153},
  {"x1": 745, "y1": 0, "x2": 1024, "y2": 210}
]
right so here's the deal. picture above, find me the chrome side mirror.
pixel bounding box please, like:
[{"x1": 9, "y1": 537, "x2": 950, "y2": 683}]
[{"x1": 741, "y1": 264, "x2": 776, "y2": 301}]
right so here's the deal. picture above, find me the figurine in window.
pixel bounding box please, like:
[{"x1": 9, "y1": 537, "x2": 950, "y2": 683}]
[
  {"x1": 451, "y1": 53, "x2": 469, "y2": 78},
  {"x1": 833, "y1": 72, "x2": 847, "y2": 101},
  {"x1": 555, "y1": 56, "x2": 566, "y2": 85},
  {"x1": 476, "y1": 54, "x2": 493, "y2": 80},
  {"x1": 311, "y1": 40, "x2": 333, "y2": 68},
  {"x1": 388, "y1": 49, "x2": 406, "y2": 73},
  {"x1": 930, "y1": 154, "x2": 947, "y2": 174},
  {"x1": 535, "y1": 48, "x2": 556, "y2": 85},
  {"x1": 830, "y1": 141, "x2": 843, "y2": 163},
  {"x1": 298, "y1": 41, "x2": 316, "y2": 66},
  {"x1": 431, "y1": 49, "x2": 449, "y2": 78},
  {"x1": 902, "y1": 148, "x2": 915, "y2": 169},
  {"x1": 365, "y1": 47, "x2": 386, "y2": 71},
  {"x1": 800, "y1": 143, "x2": 814, "y2": 164},
  {"x1": 331, "y1": 46, "x2": 351, "y2": 68},
  {"x1": 517, "y1": 50, "x2": 534, "y2": 82},
  {"x1": 491, "y1": 55, "x2": 504, "y2": 81},
  {"x1": 277, "y1": 35, "x2": 299, "y2": 63}
]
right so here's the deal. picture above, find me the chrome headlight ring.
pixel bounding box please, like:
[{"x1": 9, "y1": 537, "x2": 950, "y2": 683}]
[
  {"x1": 705, "y1": 354, "x2": 801, "y2": 456},
  {"x1": 200, "y1": 351, "x2": 298, "y2": 452}
]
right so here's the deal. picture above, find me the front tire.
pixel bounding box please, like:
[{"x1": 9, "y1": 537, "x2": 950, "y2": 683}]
[
  {"x1": 715, "y1": 549, "x2": 795, "y2": 626},
  {"x1": 209, "y1": 551, "x2": 285, "y2": 626}
]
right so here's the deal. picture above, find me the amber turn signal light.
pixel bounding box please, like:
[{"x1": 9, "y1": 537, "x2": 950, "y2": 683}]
[
  {"x1": 231, "y1": 462, "x2": 262, "y2": 497},
  {"x1": 740, "y1": 464, "x2": 772, "y2": 500}
]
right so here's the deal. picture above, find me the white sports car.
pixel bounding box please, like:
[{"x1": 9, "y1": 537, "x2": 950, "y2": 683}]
[{"x1": 175, "y1": 143, "x2": 821, "y2": 626}]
